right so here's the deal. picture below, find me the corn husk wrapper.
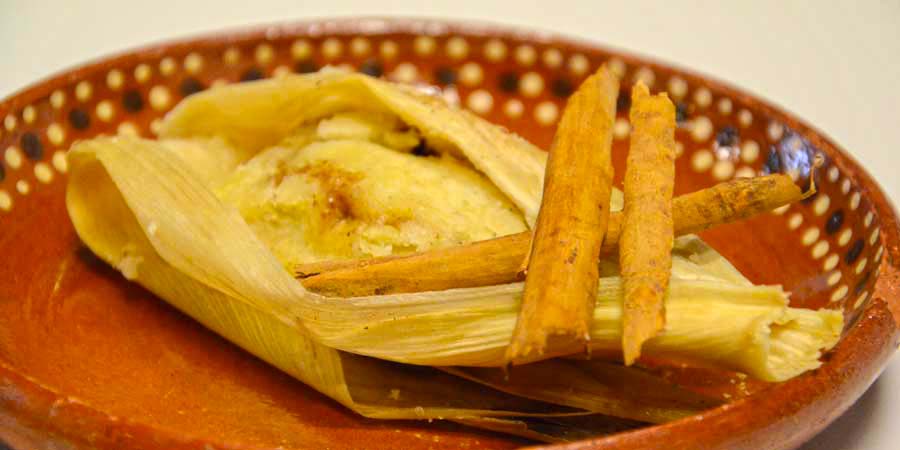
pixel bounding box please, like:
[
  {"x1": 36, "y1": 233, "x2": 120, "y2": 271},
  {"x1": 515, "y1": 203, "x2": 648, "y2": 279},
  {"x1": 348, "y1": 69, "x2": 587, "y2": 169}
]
[{"x1": 66, "y1": 73, "x2": 841, "y2": 433}]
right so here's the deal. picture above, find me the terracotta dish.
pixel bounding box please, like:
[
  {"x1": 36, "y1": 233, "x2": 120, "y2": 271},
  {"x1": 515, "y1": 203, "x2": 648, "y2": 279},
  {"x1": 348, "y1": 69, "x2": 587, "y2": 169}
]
[{"x1": 0, "y1": 18, "x2": 897, "y2": 450}]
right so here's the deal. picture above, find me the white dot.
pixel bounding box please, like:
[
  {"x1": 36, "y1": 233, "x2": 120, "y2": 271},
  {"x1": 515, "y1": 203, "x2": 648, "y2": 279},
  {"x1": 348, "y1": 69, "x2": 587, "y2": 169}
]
[
  {"x1": 772, "y1": 204, "x2": 790, "y2": 215},
  {"x1": 854, "y1": 292, "x2": 869, "y2": 310},
  {"x1": 674, "y1": 141, "x2": 684, "y2": 157},
  {"x1": 542, "y1": 48, "x2": 563, "y2": 68},
  {"x1": 290, "y1": 40, "x2": 311, "y2": 60},
  {"x1": 534, "y1": 101, "x2": 559, "y2": 125},
  {"x1": 668, "y1": 77, "x2": 688, "y2": 99},
  {"x1": 150, "y1": 118, "x2": 163, "y2": 135},
  {"x1": 870, "y1": 227, "x2": 880, "y2": 245},
  {"x1": 446, "y1": 37, "x2": 469, "y2": 60},
  {"x1": 391, "y1": 63, "x2": 418, "y2": 84},
  {"x1": 271, "y1": 65, "x2": 291, "y2": 78},
  {"x1": 52, "y1": 150, "x2": 68, "y2": 173},
  {"x1": 117, "y1": 122, "x2": 139, "y2": 136},
  {"x1": 813, "y1": 195, "x2": 831, "y2": 216},
  {"x1": 16, "y1": 180, "x2": 30, "y2": 195},
  {"x1": 106, "y1": 69, "x2": 125, "y2": 90},
  {"x1": 223, "y1": 47, "x2": 241, "y2": 66},
  {"x1": 767, "y1": 122, "x2": 784, "y2": 142},
  {"x1": 830, "y1": 285, "x2": 849, "y2": 303},
  {"x1": 712, "y1": 160, "x2": 735, "y2": 180},
  {"x1": 856, "y1": 257, "x2": 868, "y2": 275},
  {"x1": 849, "y1": 192, "x2": 861, "y2": 210},
  {"x1": 3, "y1": 114, "x2": 15, "y2": 131},
  {"x1": 823, "y1": 254, "x2": 839, "y2": 271},
  {"x1": 691, "y1": 149, "x2": 714, "y2": 172},
  {"x1": 520, "y1": 72, "x2": 544, "y2": 97},
  {"x1": 734, "y1": 166, "x2": 756, "y2": 178},
  {"x1": 568, "y1": 54, "x2": 589, "y2": 75},
  {"x1": 22, "y1": 105, "x2": 37, "y2": 124},
  {"x1": 838, "y1": 228, "x2": 853, "y2": 246},
  {"x1": 614, "y1": 118, "x2": 631, "y2": 140},
  {"x1": 75, "y1": 81, "x2": 92, "y2": 102},
  {"x1": 690, "y1": 116, "x2": 713, "y2": 141},
  {"x1": 0, "y1": 190, "x2": 11, "y2": 212},
  {"x1": 802, "y1": 227, "x2": 820, "y2": 246},
  {"x1": 253, "y1": 43, "x2": 274, "y2": 65},
  {"x1": 459, "y1": 62, "x2": 483, "y2": 86},
  {"x1": 440, "y1": 85, "x2": 460, "y2": 107},
  {"x1": 504, "y1": 99, "x2": 524, "y2": 118},
  {"x1": 717, "y1": 98, "x2": 733, "y2": 115},
  {"x1": 827, "y1": 271, "x2": 842, "y2": 287},
  {"x1": 34, "y1": 162, "x2": 53, "y2": 184},
  {"x1": 466, "y1": 90, "x2": 493, "y2": 114},
  {"x1": 634, "y1": 67, "x2": 655, "y2": 87},
  {"x1": 741, "y1": 140, "x2": 760, "y2": 163},
  {"x1": 350, "y1": 37, "x2": 371, "y2": 56},
  {"x1": 184, "y1": 52, "x2": 204, "y2": 74},
  {"x1": 864, "y1": 211, "x2": 874, "y2": 228},
  {"x1": 50, "y1": 90, "x2": 66, "y2": 109},
  {"x1": 788, "y1": 212, "x2": 803, "y2": 230},
  {"x1": 484, "y1": 39, "x2": 507, "y2": 62},
  {"x1": 827, "y1": 166, "x2": 840, "y2": 183},
  {"x1": 322, "y1": 38, "x2": 343, "y2": 60},
  {"x1": 211, "y1": 78, "x2": 228, "y2": 88},
  {"x1": 841, "y1": 178, "x2": 851, "y2": 194},
  {"x1": 159, "y1": 57, "x2": 177, "y2": 76},
  {"x1": 414, "y1": 36, "x2": 436, "y2": 55},
  {"x1": 738, "y1": 109, "x2": 753, "y2": 127},
  {"x1": 134, "y1": 64, "x2": 152, "y2": 83},
  {"x1": 875, "y1": 245, "x2": 884, "y2": 262},
  {"x1": 515, "y1": 45, "x2": 537, "y2": 66},
  {"x1": 47, "y1": 123, "x2": 65, "y2": 145},
  {"x1": 5, "y1": 146, "x2": 22, "y2": 169},
  {"x1": 694, "y1": 88, "x2": 712, "y2": 108},
  {"x1": 607, "y1": 57, "x2": 626, "y2": 78},
  {"x1": 812, "y1": 240, "x2": 829, "y2": 259},
  {"x1": 149, "y1": 86, "x2": 171, "y2": 111},
  {"x1": 95, "y1": 101, "x2": 115, "y2": 122},
  {"x1": 380, "y1": 40, "x2": 399, "y2": 59}
]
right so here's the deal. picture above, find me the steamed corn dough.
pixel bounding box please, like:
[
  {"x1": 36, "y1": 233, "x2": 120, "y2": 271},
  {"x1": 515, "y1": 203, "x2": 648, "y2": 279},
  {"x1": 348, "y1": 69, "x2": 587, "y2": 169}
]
[{"x1": 66, "y1": 72, "x2": 842, "y2": 429}]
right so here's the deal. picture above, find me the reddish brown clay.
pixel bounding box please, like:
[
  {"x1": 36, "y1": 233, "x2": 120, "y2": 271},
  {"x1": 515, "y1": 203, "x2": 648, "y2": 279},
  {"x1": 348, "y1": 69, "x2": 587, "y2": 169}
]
[{"x1": 0, "y1": 18, "x2": 896, "y2": 450}]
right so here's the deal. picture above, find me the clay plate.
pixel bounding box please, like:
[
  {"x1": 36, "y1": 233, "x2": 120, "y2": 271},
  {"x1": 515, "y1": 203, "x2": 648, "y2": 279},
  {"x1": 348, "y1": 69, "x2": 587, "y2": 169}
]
[{"x1": 0, "y1": 18, "x2": 897, "y2": 450}]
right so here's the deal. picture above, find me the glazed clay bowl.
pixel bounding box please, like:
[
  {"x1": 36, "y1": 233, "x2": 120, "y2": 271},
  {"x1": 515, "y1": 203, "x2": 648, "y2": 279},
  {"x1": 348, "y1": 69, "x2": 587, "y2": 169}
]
[{"x1": 0, "y1": 18, "x2": 897, "y2": 450}]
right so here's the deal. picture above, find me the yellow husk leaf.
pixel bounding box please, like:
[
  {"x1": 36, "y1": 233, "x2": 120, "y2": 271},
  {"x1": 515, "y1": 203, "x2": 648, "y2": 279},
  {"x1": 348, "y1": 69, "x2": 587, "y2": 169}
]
[{"x1": 65, "y1": 73, "x2": 841, "y2": 434}]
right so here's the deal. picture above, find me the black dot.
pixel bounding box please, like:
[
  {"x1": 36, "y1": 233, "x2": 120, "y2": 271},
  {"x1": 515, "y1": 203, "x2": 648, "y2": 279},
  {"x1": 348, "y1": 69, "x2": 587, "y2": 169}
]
[
  {"x1": 498, "y1": 72, "x2": 519, "y2": 93},
  {"x1": 845, "y1": 239, "x2": 865, "y2": 265},
  {"x1": 359, "y1": 60, "x2": 383, "y2": 77},
  {"x1": 68, "y1": 109, "x2": 90, "y2": 130},
  {"x1": 0, "y1": 163, "x2": 5, "y2": 183},
  {"x1": 434, "y1": 67, "x2": 456, "y2": 85},
  {"x1": 122, "y1": 91, "x2": 143, "y2": 112},
  {"x1": 20, "y1": 132, "x2": 43, "y2": 160},
  {"x1": 179, "y1": 77, "x2": 205, "y2": 97},
  {"x1": 675, "y1": 102, "x2": 689, "y2": 123},
  {"x1": 616, "y1": 91, "x2": 630, "y2": 113},
  {"x1": 411, "y1": 141, "x2": 436, "y2": 157},
  {"x1": 240, "y1": 68, "x2": 264, "y2": 82},
  {"x1": 825, "y1": 210, "x2": 844, "y2": 234},
  {"x1": 716, "y1": 125, "x2": 739, "y2": 147},
  {"x1": 294, "y1": 60, "x2": 318, "y2": 74},
  {"x1": 764, "y1": 149, "x2": 781, "y2": 174},
  {"x1": 854, "y1": 271, "x2": 872, "y2": 296},
  {"x1": 550, "y1": 79, "x2": 573, "y2": 98},
  {"x1": 0, "y1": 440, "x2": 11, "y2": 450}
]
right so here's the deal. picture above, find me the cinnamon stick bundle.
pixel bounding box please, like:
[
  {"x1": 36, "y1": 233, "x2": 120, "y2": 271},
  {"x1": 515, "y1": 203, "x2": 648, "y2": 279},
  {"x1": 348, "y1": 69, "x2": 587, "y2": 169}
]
[
  {"x1": 620, "y1": 82, "x2": 677, "y2": 365},
  {"x1": 505, "y1": 66, "x2": 619, "y2": 364},
  {"x1": 297, "y1": 174, "x2": 802, "y2": 297}
]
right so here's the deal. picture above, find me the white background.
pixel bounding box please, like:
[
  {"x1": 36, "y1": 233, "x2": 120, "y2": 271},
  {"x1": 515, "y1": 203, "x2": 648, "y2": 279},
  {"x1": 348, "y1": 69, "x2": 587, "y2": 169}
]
[{"x1": 1, "y1": 1, "x2": 898, "y2": 449}]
